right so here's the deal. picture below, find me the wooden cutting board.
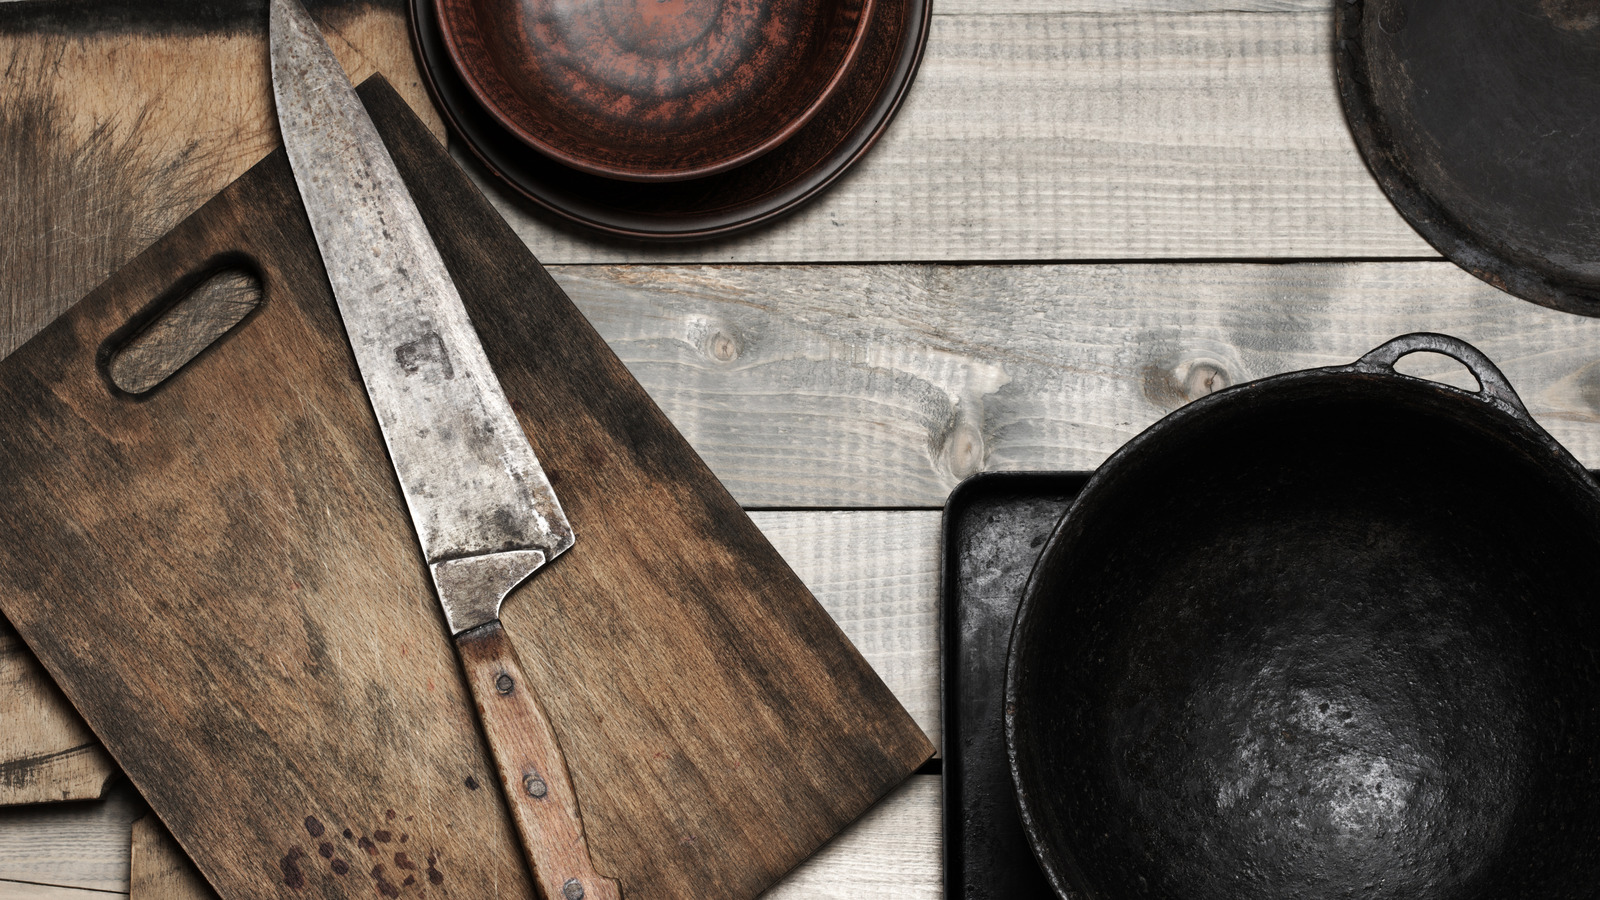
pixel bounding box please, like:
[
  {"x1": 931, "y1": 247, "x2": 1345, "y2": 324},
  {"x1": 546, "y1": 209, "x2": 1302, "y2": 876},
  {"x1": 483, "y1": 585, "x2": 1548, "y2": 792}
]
[
  {"x1": 0, "y1": 0, "x2": 442, "y2": 808},
  {"x1": 0, "y1": 75, "x2": 932, "y2": 900}
]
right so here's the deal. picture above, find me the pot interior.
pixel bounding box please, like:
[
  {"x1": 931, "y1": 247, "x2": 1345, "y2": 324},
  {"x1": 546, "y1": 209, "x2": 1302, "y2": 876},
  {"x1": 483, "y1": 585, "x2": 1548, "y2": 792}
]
[{"x1": 1009, "y1": 377, "x2": 1600, "y2": 900}]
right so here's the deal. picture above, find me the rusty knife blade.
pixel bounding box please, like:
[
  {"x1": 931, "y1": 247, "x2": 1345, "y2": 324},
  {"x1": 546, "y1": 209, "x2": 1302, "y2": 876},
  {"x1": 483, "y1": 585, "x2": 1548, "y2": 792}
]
[{"x1": 268, "y1": 0, "x2": 572, "y2": 634}]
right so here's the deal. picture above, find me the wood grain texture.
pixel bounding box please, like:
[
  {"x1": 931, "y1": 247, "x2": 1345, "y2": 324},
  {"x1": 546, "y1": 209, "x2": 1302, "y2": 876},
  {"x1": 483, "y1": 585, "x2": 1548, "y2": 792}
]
[
  {"x1": 0, "y1": 1, "x2": 443, "y2": 358},
  {"x1": 37, "y1": 777, "x2": 943, "y2": 900},
  {"x1": 0, "y1": 626, "x2": 115, "y2": 807},
  {"x1": 114, "y1": 512, "x2": 943, "y2": 900},
  {"x1": 0, "y1": 779, "x2": 144, "y2": 893},
  {"x1": 932, "y1": 0, "x2": 1323, "y2": 12},
  {"x1": 475, "y1": 7, "x2": 1432, "y2": 264},
  {"x1": 129, "y1": 816, "x2": 216, "y2": 900},
  {"x1": 761, "y1": 776, "x2": 939, "y2": 899},
  {"x1": 453, "y1": 623, "x2": 620, "y2": 900},
  {"x1": 543, "y1": 261, "x2": 1600, "y2": 506},
  {"x1": 0, "y1": 78, "x2": 929, "y2": 900},
  {"x1": 750, "y1": 511, "x2": 941, "y2": 749}
]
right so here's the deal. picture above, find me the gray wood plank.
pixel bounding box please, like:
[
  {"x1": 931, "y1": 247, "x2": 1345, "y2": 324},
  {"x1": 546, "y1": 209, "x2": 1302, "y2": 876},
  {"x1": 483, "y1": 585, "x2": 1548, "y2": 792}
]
[
  {"x1": 551, "y1": 261, "x2": 1600, "y2": 506},
  {"x1": 0, "y1": 781, "x2": 143, "y2": 894},
  {"x1": 477, "y1": 8, "x2": 1430, "y2": 264}
]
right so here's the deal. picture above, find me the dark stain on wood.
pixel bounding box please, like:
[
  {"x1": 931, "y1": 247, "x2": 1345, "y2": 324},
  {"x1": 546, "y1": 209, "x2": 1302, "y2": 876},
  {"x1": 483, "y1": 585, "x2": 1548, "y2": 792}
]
[
  {"x1": 370, "y1": 864, "x2": 400, "y2": 898},
  {"x1": 280, "y1": 847, "x2": 307, "y2": 889},
  {"x1": 304, "y1": 815, "x2": 325, "y2": 838},
  {"x1": 0, "y1": 742, "x2": 101, "y2": 790}
]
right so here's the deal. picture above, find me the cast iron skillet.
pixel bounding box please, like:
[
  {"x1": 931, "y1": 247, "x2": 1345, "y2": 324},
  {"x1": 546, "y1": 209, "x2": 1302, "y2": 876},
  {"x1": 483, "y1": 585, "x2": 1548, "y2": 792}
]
[{"x1": 1006, "y1": 333, "x2": 1600, "y2": 900}]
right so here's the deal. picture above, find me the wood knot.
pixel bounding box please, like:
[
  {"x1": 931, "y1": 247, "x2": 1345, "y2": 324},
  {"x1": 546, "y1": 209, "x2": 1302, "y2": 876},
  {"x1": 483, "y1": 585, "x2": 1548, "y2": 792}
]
[
  {"x1": 1182, "y1": 361, "x2": 1230, "y2": 399},
  {"x1": 1143, "y1": 356, "x2": 1234, "y2": 409},
  {"x1": 704, "y1": 330, "x2": 740, "y2": 363},
  {"x1": 495, "y1": 673, "x2": 514, "y2": 694},
  {"x1": 940, "y1": 422, "x2": 985, "y2": 481}
]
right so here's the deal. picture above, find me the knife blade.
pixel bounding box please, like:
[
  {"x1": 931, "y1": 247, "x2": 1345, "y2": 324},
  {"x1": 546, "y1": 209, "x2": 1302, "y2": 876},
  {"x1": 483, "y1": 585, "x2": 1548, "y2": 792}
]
[{"x1": 269, "y1": 2, "x2": 619, "y2": 897}]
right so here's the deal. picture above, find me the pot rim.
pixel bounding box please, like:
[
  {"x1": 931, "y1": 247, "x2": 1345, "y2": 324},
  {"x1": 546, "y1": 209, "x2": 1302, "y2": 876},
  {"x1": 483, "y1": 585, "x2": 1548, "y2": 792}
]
[{"x1": 1001, "y1": 332, "x2": 1600, "y2": 900}]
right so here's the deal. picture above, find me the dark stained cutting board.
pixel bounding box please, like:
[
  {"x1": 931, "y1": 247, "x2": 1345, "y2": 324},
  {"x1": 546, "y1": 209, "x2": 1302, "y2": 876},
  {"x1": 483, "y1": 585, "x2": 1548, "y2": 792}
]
[{"x1": 0, "y1": 75, "x2": 933, "y2": 900}]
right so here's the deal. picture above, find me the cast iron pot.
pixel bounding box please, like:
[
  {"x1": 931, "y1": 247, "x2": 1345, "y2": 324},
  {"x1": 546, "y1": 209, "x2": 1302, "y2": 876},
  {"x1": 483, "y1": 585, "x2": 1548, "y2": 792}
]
[{"x1": 1006, "y1": 333, "x2": 1600, "y2": 900}]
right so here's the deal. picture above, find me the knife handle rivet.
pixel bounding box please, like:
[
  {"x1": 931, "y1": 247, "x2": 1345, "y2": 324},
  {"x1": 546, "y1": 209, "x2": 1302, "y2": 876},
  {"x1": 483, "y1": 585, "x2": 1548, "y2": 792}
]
[
  {"x1": 523, "y1": 772, "x2": 548, "y2": 798},
  {"x1": 562, "y1": 878, "x2": 585, "y2": 900},
  {"x1": 495, "y1": 673, "x2": 515, "y2": 695}
]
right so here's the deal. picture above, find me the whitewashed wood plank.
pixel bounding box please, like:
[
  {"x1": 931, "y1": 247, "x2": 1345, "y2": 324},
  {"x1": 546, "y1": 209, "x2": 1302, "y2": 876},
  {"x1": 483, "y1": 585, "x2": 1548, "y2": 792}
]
[
  {"x1": 0, "y1": 782, "x2": 143, "y2": 893},
  {"x1": 760, "y1": 776, "x2": 940, "y2": 899},
  {"x1": 478, "y1": 9, "x2": 1429, "y2": 263},
  {"x1": 551, "y1": 261, "x2": 1600, "y2": 506},
  {"x1": 752, "y1": 511, "x2": 942, "y2": 749},
  {"x1": 0, "y1": 880, "x2": 122, "y2": 900}
]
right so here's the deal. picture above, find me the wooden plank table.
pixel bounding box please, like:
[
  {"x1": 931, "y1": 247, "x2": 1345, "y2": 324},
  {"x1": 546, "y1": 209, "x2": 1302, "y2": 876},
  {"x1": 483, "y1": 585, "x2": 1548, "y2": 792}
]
[{"x1": 6, "y1": 0, "x2": 1600, "y2": 896}]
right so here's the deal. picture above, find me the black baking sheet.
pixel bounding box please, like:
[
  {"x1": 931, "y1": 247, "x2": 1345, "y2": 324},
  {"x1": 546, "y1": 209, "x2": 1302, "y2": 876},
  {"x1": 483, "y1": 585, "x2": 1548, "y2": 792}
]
[{"x1": 942, "y1": 471, "x2": 1089, "y2": 899}]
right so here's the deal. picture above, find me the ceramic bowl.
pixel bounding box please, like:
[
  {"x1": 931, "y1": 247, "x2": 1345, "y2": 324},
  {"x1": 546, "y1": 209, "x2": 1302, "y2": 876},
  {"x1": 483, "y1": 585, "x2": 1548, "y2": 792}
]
[{"x1": 436, "y1": 0, "x2": 876, "y2": 182}]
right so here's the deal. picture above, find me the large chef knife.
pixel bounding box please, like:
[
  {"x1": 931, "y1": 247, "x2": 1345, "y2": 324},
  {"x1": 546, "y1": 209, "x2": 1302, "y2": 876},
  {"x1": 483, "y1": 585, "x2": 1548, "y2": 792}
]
[{"x1": 269, "y1": 2, "x2": 619, "y2": 897}]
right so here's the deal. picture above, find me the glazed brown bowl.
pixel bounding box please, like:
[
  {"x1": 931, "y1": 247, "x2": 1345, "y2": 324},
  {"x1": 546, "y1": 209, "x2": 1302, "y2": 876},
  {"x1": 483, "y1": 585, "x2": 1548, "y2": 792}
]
[{"x1": 436, "y1": 0, "x2": 876, "y2": 182}]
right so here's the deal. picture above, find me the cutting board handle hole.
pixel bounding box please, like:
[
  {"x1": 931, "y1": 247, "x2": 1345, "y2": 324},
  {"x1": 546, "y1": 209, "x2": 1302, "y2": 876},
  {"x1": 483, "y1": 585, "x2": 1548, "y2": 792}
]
[{"x1": 104, "y1": 261, "x2": 263, "y2": 395}]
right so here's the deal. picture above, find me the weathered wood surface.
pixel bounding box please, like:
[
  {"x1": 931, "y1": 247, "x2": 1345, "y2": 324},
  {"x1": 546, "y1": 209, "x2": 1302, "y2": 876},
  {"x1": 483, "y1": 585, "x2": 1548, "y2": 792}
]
[
  {"x1": 8, "y1": 777, "x2": 943, "y2": 900},
  {"x1": 89, "y1": 508, "x2": 941, "y2": 899},
  {"x1": 129, "y1": 816, "x2": 216, "y2": 900},
  {"x1": 0, "y1": 0, "x2": 442, "y2": 358},
  {"x1": 0, "y1": 79, "x2": 929, "y2": 900},
  {"x1": 546, "y1": 261, "x2": 1600, "y2": 505},
  {"x1": 0, "y1": 626, "x2": 114, "y2": 806},
  {"x1": 0, "y1": 0, "x2": 444, "y2": 804},
  {"x1": 478, "y1": 5, "x2": 1434, "y2": 264}
]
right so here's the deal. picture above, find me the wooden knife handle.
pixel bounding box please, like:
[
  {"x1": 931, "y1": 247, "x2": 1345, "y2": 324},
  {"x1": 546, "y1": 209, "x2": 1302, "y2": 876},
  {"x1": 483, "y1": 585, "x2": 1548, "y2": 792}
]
[{"x1": 455, "y1": 621, "x2": 621, "y2": 900}]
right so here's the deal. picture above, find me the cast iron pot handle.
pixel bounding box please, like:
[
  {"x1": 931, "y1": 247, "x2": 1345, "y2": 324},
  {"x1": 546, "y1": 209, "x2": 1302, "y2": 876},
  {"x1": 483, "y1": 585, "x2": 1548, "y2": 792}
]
[{"x1": 1352, "y1": 332, "x2": 1529, "y2": 416}]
